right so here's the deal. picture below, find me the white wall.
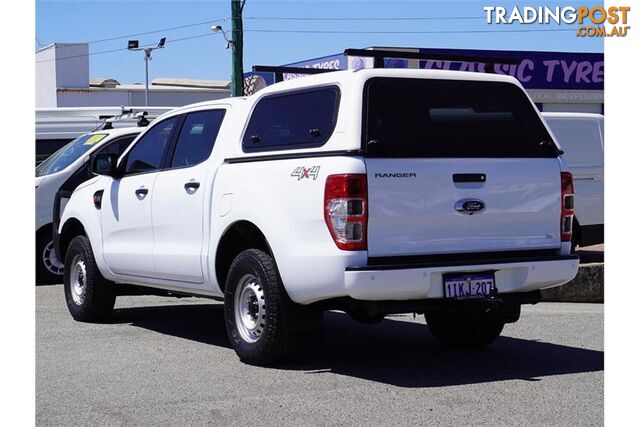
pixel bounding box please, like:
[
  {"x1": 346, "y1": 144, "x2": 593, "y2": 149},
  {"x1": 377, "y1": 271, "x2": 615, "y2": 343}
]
[
  {"x1": 36, "y1": 43, "x2": 89, "y2": 108},
  {"x1": 35, "y1": 46, "x2": 57, "y2": 108},
  {"x1": 542, "y1": 103, "x2": 604, "y2": 114},
  {"x1": 54, "y1": 44, "x2": 89, "y2": 89}
]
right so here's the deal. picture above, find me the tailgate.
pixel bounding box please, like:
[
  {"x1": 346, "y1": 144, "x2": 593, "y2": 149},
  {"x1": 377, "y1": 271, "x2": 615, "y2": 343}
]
[
  {"x1": 366, "y1": 158, "x2": 561, "y2": 257},
  {"x1": 362, "y1": 76, "x2": 563, "y2": 258}
]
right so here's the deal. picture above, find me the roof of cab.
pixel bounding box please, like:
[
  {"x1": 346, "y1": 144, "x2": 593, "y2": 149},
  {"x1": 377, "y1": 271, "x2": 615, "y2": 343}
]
[{"x1": 153, "y1": 97, "x2": 246, "y2": 121}]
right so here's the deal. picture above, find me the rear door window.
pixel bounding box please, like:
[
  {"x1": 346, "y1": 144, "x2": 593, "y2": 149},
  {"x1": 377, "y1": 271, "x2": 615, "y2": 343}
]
[
  {"x1": 363, "y1": 78, "x2": 558, "y2": 158},
  {"x1": 169, "y1": 110, "x2": 225, "y2": 168},
  {"x1": 242, "y1": 86, "x2": 340, "y2": 152}
]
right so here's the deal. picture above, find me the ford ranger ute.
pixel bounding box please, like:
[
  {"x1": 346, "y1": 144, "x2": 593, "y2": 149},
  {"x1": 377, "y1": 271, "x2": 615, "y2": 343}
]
[{"x1": 56, "y1": 68, "x2": 579, "y2": 365}]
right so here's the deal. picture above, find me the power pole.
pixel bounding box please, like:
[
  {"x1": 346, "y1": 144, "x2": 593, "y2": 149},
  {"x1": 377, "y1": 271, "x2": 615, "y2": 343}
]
[
  {"x1": 231, "y1": 0, "x2": 245, "y2": 97},
  {"x1": 144, "y1": 49, "x2": 150, "y2": 106}
]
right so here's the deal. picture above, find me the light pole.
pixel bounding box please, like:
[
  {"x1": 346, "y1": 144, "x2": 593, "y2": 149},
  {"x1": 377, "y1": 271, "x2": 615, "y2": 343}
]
[{"x1": 127, "y1": 38, "x2": 166, "y2": 106}]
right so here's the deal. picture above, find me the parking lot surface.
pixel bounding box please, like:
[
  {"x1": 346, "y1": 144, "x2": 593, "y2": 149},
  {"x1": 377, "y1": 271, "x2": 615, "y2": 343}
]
[{"x1": 37, "y1": 284, "x2": 603, "y2": 426}]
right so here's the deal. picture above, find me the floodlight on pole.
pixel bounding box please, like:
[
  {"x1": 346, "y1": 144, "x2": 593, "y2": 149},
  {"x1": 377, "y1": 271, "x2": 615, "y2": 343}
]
[
  {"x1": 127, "y1": 38, "x2": 166, "y2": 106},
  {"x1": 210, "y1": 25, "x2": 234, "y2": 50}
]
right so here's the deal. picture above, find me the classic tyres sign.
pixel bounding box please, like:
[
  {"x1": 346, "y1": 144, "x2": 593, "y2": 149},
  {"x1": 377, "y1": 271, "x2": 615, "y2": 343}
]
[{"x1": 418, "y1": 48, "x2": 603, "y2": 90}]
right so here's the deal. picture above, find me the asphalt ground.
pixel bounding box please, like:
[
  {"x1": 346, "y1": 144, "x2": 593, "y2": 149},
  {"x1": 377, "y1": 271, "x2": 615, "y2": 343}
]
[{"x1": 36, "y1": 284, "x2": 603, "y2": 426}]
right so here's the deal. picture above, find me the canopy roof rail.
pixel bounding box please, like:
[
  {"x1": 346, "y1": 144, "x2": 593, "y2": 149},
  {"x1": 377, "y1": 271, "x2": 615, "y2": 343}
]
[
  {"x1": 343, "y1": 48, "x2": 521, "y2": 73},
  {"x1": 251, "y1": 48, "x2": 522, "y2": 83}
]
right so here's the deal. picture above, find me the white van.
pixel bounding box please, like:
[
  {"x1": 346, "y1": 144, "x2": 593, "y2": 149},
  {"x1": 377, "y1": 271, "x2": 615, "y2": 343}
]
[{"x1": 542, "y1": 113, "x2": 604, "y2": 248}]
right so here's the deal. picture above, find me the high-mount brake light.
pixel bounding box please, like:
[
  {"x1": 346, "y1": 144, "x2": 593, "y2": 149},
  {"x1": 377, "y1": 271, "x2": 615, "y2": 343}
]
[
  {"x1": 561, "y1": 172, "x2": 575, "y2": 242},
  {"x1": 324, "y1": 174, "x2": 368, "y2": 251}
]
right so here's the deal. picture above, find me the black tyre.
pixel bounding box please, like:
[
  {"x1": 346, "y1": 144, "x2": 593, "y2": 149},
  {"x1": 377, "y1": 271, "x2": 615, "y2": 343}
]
[
  {"x1": 425, "y1": 311, "x2": 504, "y2": 348},
  {"x1": 36, "y1": 230, "x2": 64, "y2": 284},
  {"x1": 347, "y1": 310, "x2": 386, "y2": 324},
  {"x1": 63, "y1": 235, "x2": 116, "y2": 322},
  {"x1": 571, "y1": 218, "x2": 581, "y2": 253},
  {"x1": 224, "y1": 249, "x2": 323, "y2": 366}
]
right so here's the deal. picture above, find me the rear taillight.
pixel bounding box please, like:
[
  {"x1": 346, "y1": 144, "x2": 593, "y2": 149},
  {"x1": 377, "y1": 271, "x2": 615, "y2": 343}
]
[
  {"x1": 561, "y1": 172, "x2": 575, "y2": 242},
  {"x1": 324, "y1": 174, "x2": 367, "y2": 251}
]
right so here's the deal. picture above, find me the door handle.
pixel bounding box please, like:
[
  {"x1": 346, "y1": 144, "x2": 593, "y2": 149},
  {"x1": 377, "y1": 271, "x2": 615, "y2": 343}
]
[
  {"x1": 184, "y1": 181, "x2": 200, "y2": 192},
  {"x1": 135, "y1": 188, "x2": 149, "y2": 198}
]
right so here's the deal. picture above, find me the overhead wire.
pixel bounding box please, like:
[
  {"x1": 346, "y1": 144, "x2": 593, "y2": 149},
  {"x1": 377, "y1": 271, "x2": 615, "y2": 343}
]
[
  {"x1": 243, "y1": 28, "x2": 577, "y2": 34},
  {"x1": 46, "y1": 18, "x2": 229, "y2": 51},
  {"x1": 36, "y1": 32, "x2": 221, "y2": 63},
  {"x1": 36, "y1": 15, "x2": 580, "y2": 63}
]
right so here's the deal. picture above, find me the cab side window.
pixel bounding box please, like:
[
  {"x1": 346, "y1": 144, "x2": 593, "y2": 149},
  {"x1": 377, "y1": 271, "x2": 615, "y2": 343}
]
[
  {"x1": 124, "y1": 117, "x2": 179, "y2": 174},
  {"x1": 170, "y1": 110, "x2": 226, "y2": 168}
]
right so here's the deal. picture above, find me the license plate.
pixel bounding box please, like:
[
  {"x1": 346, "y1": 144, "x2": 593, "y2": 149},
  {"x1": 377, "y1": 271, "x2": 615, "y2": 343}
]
[{"x1": 443, "y1": 272, "x2": 495, "y2": 300}]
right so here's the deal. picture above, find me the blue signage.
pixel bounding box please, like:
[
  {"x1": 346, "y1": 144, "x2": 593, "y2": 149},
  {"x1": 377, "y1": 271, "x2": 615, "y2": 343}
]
[
  {"x1": 418, "y1": 48, "x2": 603, "y2": 90},
  {"x1": 286, "y1": 53, "x2": 347, "y2": 71},
  {"x1": 247, "y1": 47, "x2": 603, "y2": 91}
]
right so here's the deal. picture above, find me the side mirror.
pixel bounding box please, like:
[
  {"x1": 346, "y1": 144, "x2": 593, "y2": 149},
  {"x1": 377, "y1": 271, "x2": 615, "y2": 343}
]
[{"x1": 90, "y1": 153, "x2": 120, "y2": 178}]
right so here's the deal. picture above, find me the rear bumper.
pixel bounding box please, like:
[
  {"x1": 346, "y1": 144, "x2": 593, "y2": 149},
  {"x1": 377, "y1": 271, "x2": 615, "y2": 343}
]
[{"x1": 344, "y1": 255, "x2": 579, "y2": 301}]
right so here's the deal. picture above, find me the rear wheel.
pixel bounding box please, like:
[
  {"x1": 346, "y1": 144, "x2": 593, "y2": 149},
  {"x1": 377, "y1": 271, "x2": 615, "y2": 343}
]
[
  {"x1": 571, "y1": 218, "x2": 581, "y2": 253},
  {"x1": 36, "y1": 230, "x2": 64, "y2": 284},
  {"x1": 63, "y1": 235, "x2": 116, "y2": 322},
  {"x1": 224, "y1": 249, "x2": 323, "y2": 366},
  {"x1": 425, "y1": 311, "x2": 504, "y2": 348}
]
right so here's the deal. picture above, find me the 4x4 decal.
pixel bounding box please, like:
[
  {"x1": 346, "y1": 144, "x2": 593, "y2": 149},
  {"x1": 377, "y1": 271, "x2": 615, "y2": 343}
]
[{"x1": 291, "y1": 166, "x2": 321, "y2": 181}]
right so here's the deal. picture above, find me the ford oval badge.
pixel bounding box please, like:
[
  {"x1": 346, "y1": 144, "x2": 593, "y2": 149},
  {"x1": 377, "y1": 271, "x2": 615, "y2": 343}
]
[{"x1": 455, "y1": 198, "x2": 486, "y2": 215}]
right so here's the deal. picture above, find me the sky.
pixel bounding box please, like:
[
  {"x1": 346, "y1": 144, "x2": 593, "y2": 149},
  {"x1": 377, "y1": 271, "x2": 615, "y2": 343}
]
[{"x1": 36, "y1": 0, "x2": 604, "y2": 84}]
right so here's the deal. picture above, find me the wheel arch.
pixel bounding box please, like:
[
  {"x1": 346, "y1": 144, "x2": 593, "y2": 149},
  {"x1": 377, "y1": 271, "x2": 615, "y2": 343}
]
[
  {"x1": 58, "y1": 217, "x2": 87, "y2": 262},
  {"x1": 214, "y1": 220, "x2": 273, "y2": 292},
  {"x1": 572, "y1": 216, "x2": 583, "y2": 247}
]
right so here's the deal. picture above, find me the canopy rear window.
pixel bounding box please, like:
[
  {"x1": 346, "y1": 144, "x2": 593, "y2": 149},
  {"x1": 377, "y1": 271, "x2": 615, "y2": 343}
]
[{"x1": 363, "y1": 77, "x2": 558, "y2": 158}]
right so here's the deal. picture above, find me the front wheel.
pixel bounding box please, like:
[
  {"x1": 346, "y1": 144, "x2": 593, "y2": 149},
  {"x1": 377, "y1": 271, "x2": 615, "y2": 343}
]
[
  {"x1": 224, "y1": 249, "x2": 323, "y2": 366},
  {"x1": 63, "y1": 235, "x2": 116, "y2": 322},
  {"x1": 425, "y1": 311, "x2": 504, "y2": 348}
]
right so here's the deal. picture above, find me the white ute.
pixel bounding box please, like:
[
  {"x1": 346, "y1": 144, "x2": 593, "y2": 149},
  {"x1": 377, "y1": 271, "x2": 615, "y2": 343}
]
[
  {"x1": 56, "y1": 69, "x2": 579, "y2": 365},
  {"x1": 36, "y1": 127, "x2": 141, "y2": 283}
]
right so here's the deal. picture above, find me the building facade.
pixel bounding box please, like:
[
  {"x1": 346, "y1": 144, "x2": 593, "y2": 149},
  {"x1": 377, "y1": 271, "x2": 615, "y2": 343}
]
[{"x1": 36, "y1": 43, "x2": 231, "y2": 108}]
